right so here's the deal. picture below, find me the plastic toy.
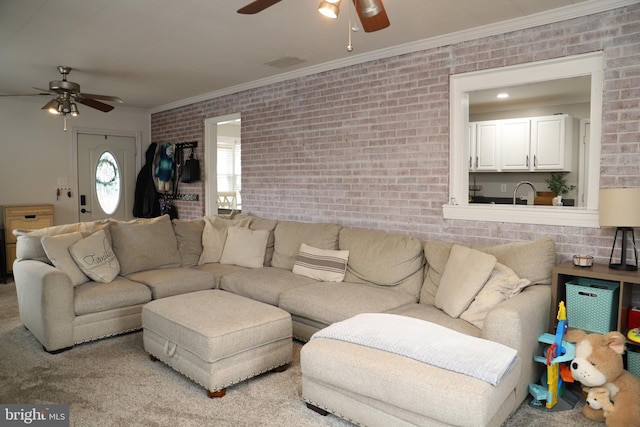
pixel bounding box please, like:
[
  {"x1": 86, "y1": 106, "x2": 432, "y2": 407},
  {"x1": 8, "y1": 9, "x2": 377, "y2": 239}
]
[
  {"x1": 528, "y1": 301, "x2": 577, "y2": 410},
  {"x1": 628, "y1": 327, "x2": 640, "y2": 344}
]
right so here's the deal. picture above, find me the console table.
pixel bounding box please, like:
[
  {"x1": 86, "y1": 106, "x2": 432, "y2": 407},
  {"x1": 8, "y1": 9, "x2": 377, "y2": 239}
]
[{"x1": 551, "y1": 261, "x2": 640, "y2": 340}]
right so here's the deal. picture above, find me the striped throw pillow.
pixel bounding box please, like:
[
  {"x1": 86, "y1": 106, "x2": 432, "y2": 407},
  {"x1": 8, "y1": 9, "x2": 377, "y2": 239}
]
[{"x1": 292, "y1": 243, "x2": 349, "y2": 282}]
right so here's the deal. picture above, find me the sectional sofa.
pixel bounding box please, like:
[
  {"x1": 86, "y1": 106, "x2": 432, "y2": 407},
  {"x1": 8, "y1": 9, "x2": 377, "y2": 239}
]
[{"x1": 11, "y1": 213, "x2": 556, "y2": 426}]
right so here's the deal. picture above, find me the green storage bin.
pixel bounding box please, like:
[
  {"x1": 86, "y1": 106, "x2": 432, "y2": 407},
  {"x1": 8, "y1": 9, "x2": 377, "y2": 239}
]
[{"x1": 566, "y1": 278, "x2": 619, "y2": 334}]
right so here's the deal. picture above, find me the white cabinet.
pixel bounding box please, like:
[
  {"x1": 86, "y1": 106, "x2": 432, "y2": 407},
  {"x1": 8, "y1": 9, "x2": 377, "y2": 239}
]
[
  {"x1": 470, "y1": 114, "x2": 574, "y2": 172},
  {"x1": 470, "y1": 121, "x2": 499, "y2": 171}
]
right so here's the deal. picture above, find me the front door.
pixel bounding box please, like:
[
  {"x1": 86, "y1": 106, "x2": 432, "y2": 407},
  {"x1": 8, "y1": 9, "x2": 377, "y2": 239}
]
[{"x1": 77, "y1": 133, "x2": 136, "y2": 221}]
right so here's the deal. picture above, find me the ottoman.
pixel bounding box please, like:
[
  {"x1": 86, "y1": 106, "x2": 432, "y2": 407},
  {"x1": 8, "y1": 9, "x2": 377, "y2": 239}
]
[{"x1": 142, "y1": 289, "x2": 292, "y2": 398}]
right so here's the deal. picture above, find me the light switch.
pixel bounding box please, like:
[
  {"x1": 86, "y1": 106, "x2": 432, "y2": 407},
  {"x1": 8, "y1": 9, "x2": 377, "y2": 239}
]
[{"x1": 500, "y1": 184, "x2": 507, "y2": 193}]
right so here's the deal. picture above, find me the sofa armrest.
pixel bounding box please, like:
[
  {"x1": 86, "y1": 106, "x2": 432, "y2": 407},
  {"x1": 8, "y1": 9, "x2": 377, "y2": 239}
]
[
  {"x1": 13, "y1": 260, "x2": 76, "y2": 352},
  {"x1": 482, "y1": 284, "x2": 551, "y2": 404}
]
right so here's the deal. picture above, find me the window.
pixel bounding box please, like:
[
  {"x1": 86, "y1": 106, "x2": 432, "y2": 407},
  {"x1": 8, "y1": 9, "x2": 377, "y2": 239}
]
[
  {"x1": 444, "y1": 52, "x2": 603, "y2": 228},
  {"x1": 95, "y1": 151, "x2": 120, "y2": 215},
  {"x1": 217, "y1": 140, "x2": 241, "y2": 209}
]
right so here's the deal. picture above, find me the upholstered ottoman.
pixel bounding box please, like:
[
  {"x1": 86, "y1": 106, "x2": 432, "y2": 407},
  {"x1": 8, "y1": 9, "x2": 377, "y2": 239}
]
[{"x1": 142, "y1": 289, "x2": 292, "y2": 398}]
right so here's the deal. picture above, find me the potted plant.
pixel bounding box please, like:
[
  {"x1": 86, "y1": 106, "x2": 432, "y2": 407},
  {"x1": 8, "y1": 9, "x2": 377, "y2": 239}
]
[{"x1": 545, "y1": 173, "x2": 575, "y2": 206}]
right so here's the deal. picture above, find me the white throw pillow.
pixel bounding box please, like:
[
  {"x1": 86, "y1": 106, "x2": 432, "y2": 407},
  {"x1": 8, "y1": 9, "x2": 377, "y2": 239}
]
[
  {"x1": 460, "y1": 263, "x2": 531, "y2": 328},
  {"x1": 198, "y1": 216, "x2": 252, "y2": 265},
  {"x1": 219, "y1": 226, "x2": 269, "y2": 269},
  {"x1": 435, "y1": 245, "x2": 497, "y2": 318},
  {"x1": 69, "y1": 229, "x2": 120, "y2": 283},
  {"x1": 41, "y1": 232, "x2": 89, "y2": 286},
  {"x1": 292, "y1": 243, "x2": 350, "y2": 282}
]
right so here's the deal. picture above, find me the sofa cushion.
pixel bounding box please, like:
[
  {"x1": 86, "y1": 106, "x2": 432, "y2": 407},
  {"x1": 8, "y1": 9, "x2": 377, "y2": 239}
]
[
  {"x1": 421, "y1": 237, "x2": 556, "y2": 305},
  {"x1": 241, "y1": 215, "x2": 278, "y2": 267},
  {"x1": 271, "y1": 221, "x2": 341, "y2": 270},
  {"x1": 195, "y1": 263, "x2": 248, "y2": 289},
  {"x1": 110, "y1": 215, "x2": 181, "y2": 275},
  {"x1": 74, "y1": 276, "x2": 152, "y2": 316},
  {"x1": 41, "y1": 232, "x2": 89, "y2": 286},
  {"x1": 279, "y1": 282, "x2": 416, "y2": 327},
  {"x1": 198, "y1": 216, "x2": 252, "y2": 265},
  {"x1": 219, "y1": 226, "x2": 269, "y2": 269},
  {"x1": 69, "y1": 229, "x2": 120, "y2": 283},
  {"x1": 339, "y1": 227, "x2": 424, "y2": 299},
  {"x1": 172, "y1": 218, "x2": 204, "y2": 267},
  {"x1": 126, "y1": 267, "x2": 214, "y2": 299},
  {"x1": 220, "y1": 267, "x2": 317, "y2": 306},
  {"x1": 460, "y1": 263, "x2": 531, "y2": 329},
  {"x1": 387, "y1": 303, "x2": 481, "y2": 337},
  {"x1": 292, "y1": 244, "x2": 349, "y2": 282},
  {"x1": 14, "y1": 220, "x2": 109, "y2": 263},
  {"x1": 436, "y1": 245, "x2": 497, "y2": 318}
]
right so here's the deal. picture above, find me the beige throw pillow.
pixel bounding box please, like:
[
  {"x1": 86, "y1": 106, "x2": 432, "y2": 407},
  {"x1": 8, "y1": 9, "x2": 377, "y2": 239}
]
[
  {"x1": 460, "y1": 263, "x2": 531, "y2": 328},
  {"x1": 292, "y1": 243, "x2": 349, "y2": 282},
  {"x1": 41, "y1": 232, "x2": 89, "y2": 286},
  {"x1": 435, "y1": 245, "x2": 497, "y2": 318},
  {"x1": 69, "y1": 229, "x2": 120, "y2": 283},
  {"x1": 198, "y1": 216, "x2": 252, "y2": 265},
  {"x1": 219, "y1": 226, "x2": 269, "y2": 269}
]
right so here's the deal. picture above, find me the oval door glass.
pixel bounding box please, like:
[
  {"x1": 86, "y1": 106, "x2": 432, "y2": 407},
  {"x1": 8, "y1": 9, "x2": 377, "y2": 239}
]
[{"x1": 95, "y1": 151, "x2": 121, "y2": 214}]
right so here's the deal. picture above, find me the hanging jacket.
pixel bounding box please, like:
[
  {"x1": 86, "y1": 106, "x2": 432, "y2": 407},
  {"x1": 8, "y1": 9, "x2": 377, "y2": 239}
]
[{"x1": 133, "y1": 143, "x2": 161, "y2": 218}]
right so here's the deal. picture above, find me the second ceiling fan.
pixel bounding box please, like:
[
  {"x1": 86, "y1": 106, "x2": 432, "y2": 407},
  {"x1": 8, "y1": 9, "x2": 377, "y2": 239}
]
[{"x1": 238, "y1": 0, "x2": 390, "y2": 33}]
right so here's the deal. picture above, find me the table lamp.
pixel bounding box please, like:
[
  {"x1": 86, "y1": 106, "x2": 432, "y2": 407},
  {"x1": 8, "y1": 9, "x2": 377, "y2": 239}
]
[{"x1": 599, "y1": 188, "x2": 640, "y2": 271}]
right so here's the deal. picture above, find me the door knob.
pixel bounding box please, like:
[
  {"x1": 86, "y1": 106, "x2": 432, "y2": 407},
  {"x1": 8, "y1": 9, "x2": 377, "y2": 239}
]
[{"x1": 81, "y1": 208, "x2": 92, "y2": 213}]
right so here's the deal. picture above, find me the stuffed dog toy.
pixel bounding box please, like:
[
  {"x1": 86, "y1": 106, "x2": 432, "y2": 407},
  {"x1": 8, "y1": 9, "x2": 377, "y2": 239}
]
[
  {"x1": 565, "y1": 329, "x2": 640, "y2": 426},
  {"x1": 586, "y1": 387, "x2": 614, "y2": 418}
]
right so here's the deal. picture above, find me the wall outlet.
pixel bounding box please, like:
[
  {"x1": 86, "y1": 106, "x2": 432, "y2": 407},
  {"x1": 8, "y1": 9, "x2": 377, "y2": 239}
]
[{"x1": 500, "y1": 184, "x2": 507, "y2": 193}]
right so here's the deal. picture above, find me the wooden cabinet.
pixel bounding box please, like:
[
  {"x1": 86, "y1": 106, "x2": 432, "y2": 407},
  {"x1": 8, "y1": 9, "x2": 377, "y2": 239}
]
[
  {"x1": 1, "y1": 204, "x2": 54, "y2": 273},
  {"x1": 551, "y1": 262, "x2": 640, "y2": 342},
  {"x1": 470, "y1": 114, "x2": 574, "y2": 172}
]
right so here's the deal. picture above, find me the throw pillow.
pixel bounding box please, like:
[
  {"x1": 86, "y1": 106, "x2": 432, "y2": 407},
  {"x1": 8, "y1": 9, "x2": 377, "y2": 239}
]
[
  {"x1": 109, "y1": 215, "x2": 181, "y2": 275},
  {"x1": 292, "y1": 243, "x2": 349, "y2": 282},
  {"x1": 172, "y1": 218, "x2": 204, "y2": 267},
  {"x1": 198, "y1": 216, "x2": 251, "y2": 265},
  {"x1": 69, "y1": 229, "x2": 120, "y2": 283},
  {"x1": 41, "y1": 232, "x2": 89, "y2": 286},
  {"x1": 435, "y1": 245, "x2": 497, "y2": 318},
  {"x1": 460, "y1": 263, "x2": 531, "y2": 328},
  {"x1": 219, "y1": 226, "x2": 269, "y2": 269}
]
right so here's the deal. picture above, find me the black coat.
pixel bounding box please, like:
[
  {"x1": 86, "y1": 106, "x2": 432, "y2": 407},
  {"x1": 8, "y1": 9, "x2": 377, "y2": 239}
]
[{"x1": 133, "y1": 143, "x2": 161, "y2": 218}]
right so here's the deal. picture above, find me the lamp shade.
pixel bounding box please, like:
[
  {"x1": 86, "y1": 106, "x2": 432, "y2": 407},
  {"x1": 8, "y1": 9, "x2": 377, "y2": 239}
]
[{"x1": 599, "y1": 188, "x2": 640, "y2": 227}]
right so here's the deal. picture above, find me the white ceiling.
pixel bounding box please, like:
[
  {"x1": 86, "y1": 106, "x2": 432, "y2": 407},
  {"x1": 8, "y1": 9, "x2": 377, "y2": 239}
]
[{"x1": 0, "y1": 0, "x2": 620, "y2": 112}]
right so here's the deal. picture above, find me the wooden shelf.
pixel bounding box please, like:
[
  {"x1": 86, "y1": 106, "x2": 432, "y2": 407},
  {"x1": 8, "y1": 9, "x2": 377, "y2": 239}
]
[{"x1": 551, "y1": 261, "x2": 640, "y2": 340}]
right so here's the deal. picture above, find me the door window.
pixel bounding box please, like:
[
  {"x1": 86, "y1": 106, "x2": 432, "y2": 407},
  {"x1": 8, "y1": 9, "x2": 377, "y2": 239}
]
[{"x1": 95, "y1": 151, "x2": 121, "y2": 215}]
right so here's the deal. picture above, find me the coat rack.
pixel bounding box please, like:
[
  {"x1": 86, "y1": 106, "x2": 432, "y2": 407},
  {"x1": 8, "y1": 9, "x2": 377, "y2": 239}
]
[{"x1": 171, "y1": 141, "x2": 199, "y2": 201}]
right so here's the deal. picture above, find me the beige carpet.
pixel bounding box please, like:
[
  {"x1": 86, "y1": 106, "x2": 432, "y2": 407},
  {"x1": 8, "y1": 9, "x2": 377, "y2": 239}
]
[{"x1": 0, "y1": 282, "x2": 602, "y2": 426}]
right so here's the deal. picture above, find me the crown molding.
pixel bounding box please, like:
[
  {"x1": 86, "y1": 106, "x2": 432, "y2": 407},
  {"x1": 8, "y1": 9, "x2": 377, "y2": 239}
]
[{"x1": 150, "y1": 0, "x2": 635, "y2": 114}]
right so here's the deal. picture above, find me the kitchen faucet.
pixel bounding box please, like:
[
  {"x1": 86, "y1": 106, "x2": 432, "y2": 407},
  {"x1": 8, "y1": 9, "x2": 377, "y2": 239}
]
[{"x1": 513, "y1": 181, "x2": 537, "y2": 205}]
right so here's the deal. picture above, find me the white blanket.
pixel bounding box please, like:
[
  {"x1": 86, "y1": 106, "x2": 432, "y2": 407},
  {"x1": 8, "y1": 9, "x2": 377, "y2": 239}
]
[{"x1": 311, "y1": 313, "x2": 518, "y2": 386}]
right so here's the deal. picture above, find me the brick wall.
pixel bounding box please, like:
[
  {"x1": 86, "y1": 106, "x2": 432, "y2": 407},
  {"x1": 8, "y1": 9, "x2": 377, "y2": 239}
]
[{"x1": 151, "y1": 4, "x2": 640, "y2": 264}]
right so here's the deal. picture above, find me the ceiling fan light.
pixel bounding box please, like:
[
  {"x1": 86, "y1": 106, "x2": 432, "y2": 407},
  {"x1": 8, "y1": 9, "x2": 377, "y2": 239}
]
[
  {"x1": 358, "y1": 0, "x2": 382, "y2": 18},
  {"x1": 318, "y1": 1, "x2": 340, "y2": 19},
  {"x1": 48, "y1": 99, "x2": 60, "y2": 115},
  {"x1": 70, "y1": 102, "x2": 79, "y2": 117}
]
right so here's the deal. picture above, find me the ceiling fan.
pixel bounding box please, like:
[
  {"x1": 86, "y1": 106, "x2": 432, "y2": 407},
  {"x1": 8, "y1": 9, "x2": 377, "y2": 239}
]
[
  {"x1": 1, "y1": 66, "x2": 123, "y2": 130},
  {"x1": 238, "y1": 0, "x2": 390, "y2": 33}
]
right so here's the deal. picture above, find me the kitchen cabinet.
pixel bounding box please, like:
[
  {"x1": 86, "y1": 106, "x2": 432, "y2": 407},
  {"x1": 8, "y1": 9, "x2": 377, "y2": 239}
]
[
  {"x1": 1, "y1": 204, "x2": 54, "y2": 273},
  {"x1": 469, "y1": 121, "x2": 500, "y2": 171},
  {"x1": 469, "y1": 114, "x2": 574, "y2": 172}
]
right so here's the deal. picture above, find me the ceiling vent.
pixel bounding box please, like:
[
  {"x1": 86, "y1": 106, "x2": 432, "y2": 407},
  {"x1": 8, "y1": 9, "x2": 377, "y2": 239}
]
[{"x1": 264, "y1": 56, "x2": 306, "y2": 69}]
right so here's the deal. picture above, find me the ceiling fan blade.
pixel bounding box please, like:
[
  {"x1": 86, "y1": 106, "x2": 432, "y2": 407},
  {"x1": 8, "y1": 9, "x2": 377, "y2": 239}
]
[
  {"x1": 76, "y1": 97, "x2": 114, "y2": 112},
  {"x1": 0, "y1": 92, "x2": 50, "y2": 97},
  {"x1": 78, "y1": 92, "x2": 124, "y2": 103},
  {"x1": 237, "y1": 0, "x2": 282, "y2": 14},
  {"x1": 353, "y1": 0, "x2": 390, "y2": 33},
  {"x1": 33, "y1": 87, "x2": 54, "y2": 94}
]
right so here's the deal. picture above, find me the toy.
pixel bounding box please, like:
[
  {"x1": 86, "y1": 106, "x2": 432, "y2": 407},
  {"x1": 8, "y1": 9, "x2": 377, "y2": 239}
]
[
  {"x1": 586, "y1": 387, "x2": 614, "y2": 417},
  {"x1": 529, "y1": 301, "x2": 577, "y2": 410},
  {"x1": 565, "y1": 329, "x2": 640, "y2": 427},
  {"x1": 628, "y1": 327, "x2": 640, "y2": 344}
]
